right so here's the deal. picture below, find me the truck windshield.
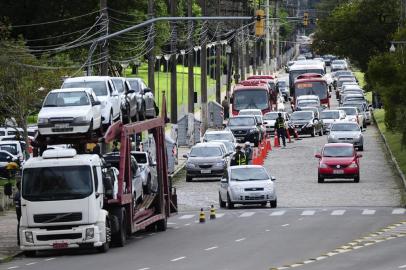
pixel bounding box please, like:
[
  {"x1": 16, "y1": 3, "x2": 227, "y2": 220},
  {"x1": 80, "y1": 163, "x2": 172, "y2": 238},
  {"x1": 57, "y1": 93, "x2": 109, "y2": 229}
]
[
  {"x1": 233, "y1": 90, "x2": 269, "y2": 110},
  {"x1": 22, "y1": 166, "x2": 93, "y2": 201}
]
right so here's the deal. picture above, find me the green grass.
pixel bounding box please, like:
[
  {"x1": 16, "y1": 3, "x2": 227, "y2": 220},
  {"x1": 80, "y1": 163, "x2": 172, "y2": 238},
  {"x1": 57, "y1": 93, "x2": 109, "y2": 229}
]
[
  {"x1": 126, "y1": 64, "x2": 218, "y2": 117},
  {"x1": 0, "y1": 178, "x2": 16, "y2": 187},
  {"x1": 374, "y1": 109, "x2": 406, "y2": 179},
  {"x1": 353, "y1": 70, "x2": 366, "y2": 88}
]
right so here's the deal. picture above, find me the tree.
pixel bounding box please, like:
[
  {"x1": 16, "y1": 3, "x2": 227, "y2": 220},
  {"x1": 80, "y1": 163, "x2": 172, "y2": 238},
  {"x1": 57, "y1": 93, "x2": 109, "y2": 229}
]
[{"x1": 312, "y1": 0, "x2": 399, "y2": 71}]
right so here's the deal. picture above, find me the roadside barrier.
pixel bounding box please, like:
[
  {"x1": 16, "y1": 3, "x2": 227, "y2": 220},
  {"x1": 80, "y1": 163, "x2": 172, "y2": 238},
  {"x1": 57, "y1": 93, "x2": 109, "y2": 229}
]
[
  {"x1": 210, "y1": 205, "x2": 216, "y2": 219},
  {"x1": 274, "y1": 131, "x2": 280, "y2": 148},
  {"x1": 199, "y1": 208, "x2": 206, "y2": 223}
]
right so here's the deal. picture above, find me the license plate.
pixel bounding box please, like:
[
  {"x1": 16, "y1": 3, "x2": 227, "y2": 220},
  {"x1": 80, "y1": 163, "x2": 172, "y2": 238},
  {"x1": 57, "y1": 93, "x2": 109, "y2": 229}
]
[
  {"x1": 52, "y1": 242, "x2": 68, "y2": 249},
  {"x1": 333, "y1": 170, "x2": 344, "y2": 174},
  {"x1": 201, "y1": 169, "x2": 211, "y2": 174},
  {"x1": 55, "y1": 123, "x2": 69, "y2": 128}
]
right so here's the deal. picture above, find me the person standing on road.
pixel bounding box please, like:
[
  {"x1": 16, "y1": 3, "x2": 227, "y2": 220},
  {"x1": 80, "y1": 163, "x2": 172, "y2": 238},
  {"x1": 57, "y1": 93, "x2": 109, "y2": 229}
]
[
  {"x1": 274, "y1": 112, "x2": 287, "y2": 148},
  {"x1": 221, "y1": 96, "x2": 230, "y2": 120},
  {"x1": 14, "y1": 181, "x2": 21, "y2": 246},
  {"x1": 231, "y1": 145, "x2": 247, "y2": 166},
  {"x1": 244, "y1": 142, "x2": 253, "y2": 164}
]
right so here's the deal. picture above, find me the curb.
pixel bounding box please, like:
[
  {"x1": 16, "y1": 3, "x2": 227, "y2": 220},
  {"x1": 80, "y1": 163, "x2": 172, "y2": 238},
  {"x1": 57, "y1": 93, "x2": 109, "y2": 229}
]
[
  {"x1": 372, "y1": 111, "x2": 406, "y2": 192},
  {"x1": 0, "y1": 251, "x2": 22, "y2": 264}
]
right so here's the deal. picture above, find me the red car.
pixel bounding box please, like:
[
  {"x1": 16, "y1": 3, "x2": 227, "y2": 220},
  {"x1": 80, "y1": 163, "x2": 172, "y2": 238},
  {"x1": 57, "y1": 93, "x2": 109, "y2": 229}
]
[{"x1": 315, "y1": 143, "x2": 362, "y2": 183}]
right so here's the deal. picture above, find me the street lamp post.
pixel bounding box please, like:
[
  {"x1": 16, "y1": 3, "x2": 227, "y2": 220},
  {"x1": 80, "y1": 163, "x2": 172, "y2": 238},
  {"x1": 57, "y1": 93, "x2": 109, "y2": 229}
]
[
  {"x1": 164, "y1": 54, "x2": 171, "y2": 107},
  {"x1": 193, "y1": 46, "x2": 201, "y2": 100},
  {"x1": 180, "y1": 49, "x2": 186, "y2": 116}
]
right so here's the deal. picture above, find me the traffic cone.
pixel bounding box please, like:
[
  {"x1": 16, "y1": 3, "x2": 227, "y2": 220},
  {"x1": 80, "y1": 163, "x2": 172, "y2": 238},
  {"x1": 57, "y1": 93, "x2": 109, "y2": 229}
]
[
  {"x1": 286, "y1": 128, "x2": 292, "y2": 143},
  {"x1": 294, "y1": 128, "x2": 301, "y2": 140},
  {"x1": 199, "y1": 208, "x2": 206, "y2": 223},
  {"x1": 210, "y1": 205, "x2": 216, "y2": 219},
  {"x1": 267, "y1": 135, "x2": 272, "y2": 151},
  {"x1": 252, "y1": 148, "x2": 258, "y2": 165},
  {"x1": 274, "y1": 131, "x2": 280, "y2": 147}
]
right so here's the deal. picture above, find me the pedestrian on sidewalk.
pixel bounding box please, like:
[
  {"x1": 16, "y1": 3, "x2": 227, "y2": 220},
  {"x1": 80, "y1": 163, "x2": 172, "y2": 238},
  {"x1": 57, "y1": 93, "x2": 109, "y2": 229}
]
[
  {"x1": 221, "y1": 96, "x2": 230, "y2": 120},
  {"x1": 274, "y1": 112, "x2": 287, "y2": 148},
  {"x1": 231, "y1": 145, "x2": 247, "y2": 166},
  {"x1": 244, "y1": 142, "x2": 253, "y2": 164},
  {"x1": 14, "y1": 181, "x2": 21, "y2": 246}
]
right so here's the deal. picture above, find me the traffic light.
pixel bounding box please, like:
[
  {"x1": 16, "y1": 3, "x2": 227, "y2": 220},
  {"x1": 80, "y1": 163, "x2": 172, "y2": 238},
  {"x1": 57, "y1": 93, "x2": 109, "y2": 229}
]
[
  {"x1": 303, "y1": 12, "x2": 309, "y2": 26},
  {"x1": 255, "y1": 10, "x2": 265, "y2": 36}
]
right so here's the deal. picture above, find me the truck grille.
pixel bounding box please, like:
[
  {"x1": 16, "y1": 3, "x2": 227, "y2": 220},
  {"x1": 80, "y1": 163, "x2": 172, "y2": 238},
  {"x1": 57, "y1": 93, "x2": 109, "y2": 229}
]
[
  {"x1": 34, "y1": 212, "x2": 82, "y2": 223},
  {"x1": 37, "y1": 233, "x2": 82, "y2": 241}
]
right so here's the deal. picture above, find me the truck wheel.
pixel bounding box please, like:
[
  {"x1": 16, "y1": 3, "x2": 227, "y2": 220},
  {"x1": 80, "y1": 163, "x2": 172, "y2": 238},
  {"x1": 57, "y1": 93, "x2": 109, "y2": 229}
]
[
  {"x1": 156, "y1": 217, "x2": 167, "y2": 232},
  {"x1": 98, "y1": 219, "x2": 111, "y2": 253},
  {"x1": 112, "y1": 209, "x2": 127, "y2": 247},
  {"x1": 270, "y1": 199, "x2": 277, "y2": 208}
]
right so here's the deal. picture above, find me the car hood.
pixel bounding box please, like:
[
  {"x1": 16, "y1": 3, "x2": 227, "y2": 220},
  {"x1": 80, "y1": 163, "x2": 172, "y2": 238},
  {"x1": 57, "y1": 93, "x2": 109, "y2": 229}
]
[
  {"x1": 229, "y1": 180, "x2": 273, "y2": 189},
  {"x1": 264, "y1": 120, "x2": 276, "y2": 126},
  {"x1": 39, "y1": 106, "x2": 92, "y2": 119},
  {"x1": 290, "y1": 120, "x2": 312, "y2": 125},
  {"x1": 329, "y1": 131, "x2": 361, "y2": 137},
  {"x1": 187, "y1": 156, "x2": 223, "y2": 164},
  {"x1": 228, "y1": 126, "x2": 256, "y2": 131},
  {"x1": 321, "y1": 156, "x2": 355, "y2": 165},
  {"x1": 321, "y1": 119, "x2": 339, "y2": 124}
]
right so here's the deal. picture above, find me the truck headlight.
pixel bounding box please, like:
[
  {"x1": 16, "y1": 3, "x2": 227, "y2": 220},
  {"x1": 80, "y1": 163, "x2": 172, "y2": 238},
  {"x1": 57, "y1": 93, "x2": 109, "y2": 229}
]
[
  {"x1": 38, "y1": 118, "x2": 49, "y2": 124},
  {"x1": 25, "y1": 231, "x2": 34, "y2": 243},
  {"x1": 85, "y1": 228, "x2": 94, "y2": 240}
]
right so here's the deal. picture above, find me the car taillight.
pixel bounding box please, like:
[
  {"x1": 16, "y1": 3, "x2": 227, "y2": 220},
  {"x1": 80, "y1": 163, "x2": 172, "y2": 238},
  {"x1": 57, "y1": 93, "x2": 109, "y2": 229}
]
[{"x1": 348, "y1": 161, "x2": 358, "y2": 168}]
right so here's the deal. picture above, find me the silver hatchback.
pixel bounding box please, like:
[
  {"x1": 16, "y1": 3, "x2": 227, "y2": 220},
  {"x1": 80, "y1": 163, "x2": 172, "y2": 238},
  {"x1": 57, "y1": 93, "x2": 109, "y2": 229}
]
[{"x1": 328, "y1": 122, "x2": 364, "y2": 151}]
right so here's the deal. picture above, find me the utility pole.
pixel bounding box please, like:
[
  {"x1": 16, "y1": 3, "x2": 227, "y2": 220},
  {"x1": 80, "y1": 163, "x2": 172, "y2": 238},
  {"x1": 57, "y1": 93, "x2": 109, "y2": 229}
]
[
  {"x1": 147, "y1": 0, "x2": 155, "y2": 94},
  {"x1": 170, "y1": 0, "x2": 177, "y2": 123},
  {"x1": 239, "y1": 31, "x2": 245, "y2": 81},
  {"x1": 187, "y1": 0, "x2": 194, "y2": 114},
  {"x1": 201, "y1": 0, "x2": 208, "y2": 133},
  {"x1": 215, "y1": 0, "x2": 221, "y2": 103},
  {"x1": 265, "y1": 0, "x2": 270, "y2": 74},
  {"x1": 100, "y1": 0, "x2": 109, "y2": 76},
  {"x1": 274, "y1": 0, "x2": 279, "y2": 70}
]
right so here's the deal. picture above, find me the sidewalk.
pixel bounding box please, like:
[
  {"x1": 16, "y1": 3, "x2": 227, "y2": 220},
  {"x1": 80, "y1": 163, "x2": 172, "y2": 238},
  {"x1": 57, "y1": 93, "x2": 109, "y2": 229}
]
[{"x1": 0, "y1": 211, "x2": 19, "y2": 262}]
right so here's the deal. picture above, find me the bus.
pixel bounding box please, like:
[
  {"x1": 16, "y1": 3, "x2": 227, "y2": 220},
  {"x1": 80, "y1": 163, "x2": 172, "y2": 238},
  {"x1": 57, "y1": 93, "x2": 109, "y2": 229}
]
[
  {"x1": 293, "y1": 76, "x2": 329, "y2": 108},
  {"x1": 230, "y1": 83, "x2": 272, "y2": 116},
  {"x1": 288, "y1": 61, "x2": 326, "y2": 95}
]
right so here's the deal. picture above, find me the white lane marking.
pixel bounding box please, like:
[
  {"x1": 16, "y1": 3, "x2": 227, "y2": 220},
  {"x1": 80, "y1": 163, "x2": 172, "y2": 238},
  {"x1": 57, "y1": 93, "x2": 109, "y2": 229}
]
[
  {"x1": 270, "y1": 210, "x2": 286, "y2": 216},
  {"x1": 216, "y1": 213, "x2": 225, "y2": 218},
  {"x1": 331, "y1": 210, "x2": 346, "y2": 216},
  {"x1": 301, "y1": 210, "x2": 315, "y2": 216},
  {"x1": 174, "y1": 226, "x2": 180, "y2": 229},
  {"x1": 44, "y1": 258, "x2": 55, "y2": 261},
  {"x1": 184, "y1": 223, "x2": 191, "y2": 226},
  {"x1": 167, "y1": 222, "x2": 176, "y2": 225},
  {"x1": 281, "y1": 224, "x2": 290, "y2": 227},
  {"x1": 179, "y1": 214, "x2": 194, "y2": 220},
  {"x1": 26, "y1": 262, "x2": 37, "y2": 266},
  {"x1": 362, "y1": 209, "x2": 376, "y2": 215},
  {"x1": 235, "y1": 238, "x2": 246, "y2": 242},
  {"x1": 392, "y1": 209, "x2": 406, "y2": 215},
  {"x1": 171, "y1": 256, "x2": 186, "y2": 262},
  {"x1": 135, "y1": 236, "x2": 143, "y2": 239},
  {"x1": 398, "y1": 264, "x2": 406, "y2": 269},
  {"x1": 204, "y1": 246, "x2": 218, "y2": 251},
  {"x1": 7, "y1": 267, "x2": 19, "y2": 269},
  {"x1": 148, "y1": 233, "x2": 156, "y2": 236},
  {"x1": 137, "y1": 268, "x2": 150, "y2": 270},
  {"x1": 266, "y1": 229, "x2": 271, "y2": 232},
  {"x1": 239, "y1": 212, "x2": 255, "y2": 217}
]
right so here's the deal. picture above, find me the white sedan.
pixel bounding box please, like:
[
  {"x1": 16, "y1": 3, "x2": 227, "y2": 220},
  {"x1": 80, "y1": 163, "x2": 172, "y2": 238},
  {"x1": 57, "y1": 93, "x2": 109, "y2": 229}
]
[{"x1": 219, "y1": 165, "x2": 277, "y2": 209}]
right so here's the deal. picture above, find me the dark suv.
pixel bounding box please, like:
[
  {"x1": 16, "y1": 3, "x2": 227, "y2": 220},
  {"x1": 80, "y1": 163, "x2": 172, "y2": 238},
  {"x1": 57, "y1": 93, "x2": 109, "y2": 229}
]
[
  {"x1": 226, "y1": 115, "x2": 262, "y2": 146},
  {"x1": 289, "y1": 111, "x2": 323, "y2": 137}
]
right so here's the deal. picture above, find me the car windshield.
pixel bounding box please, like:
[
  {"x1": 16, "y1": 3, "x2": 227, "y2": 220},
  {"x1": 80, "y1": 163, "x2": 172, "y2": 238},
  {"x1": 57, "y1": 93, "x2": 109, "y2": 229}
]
[
  {"x1": 228, "y1": 117, "x2": 256, "y2": 126},
  {"x1": 63, "y1": 81, "x2": 107, "y2": 96},
  {"x1": 333, "y1": 60, "x2": 346, "y2": 65},
  {"x1": 22, "y1": 166, "x2": 93, "y2": 201},
  {"x1": 127, "y1": 80, "x2": 141, "y2": 93},
  {"x1": 320, "y1": 111, "x2": 339, "y2": 119},
  {"x1": 112, "y1": 79, "x2": 125, "y2": 93},
  {"x1": 231, "y1": 167, "x2": 269, "y2": 181},
  {"x1": 132, "y1": 153, "x2": 147, "y2": 164},
  {"x1": 297, "y1": 100, "x2": 319, "y2": 107},
  {"x1": 343, "y1": 103, "x2": 365, "y2": 111},
  {"x1": 233, "y1": 89, "x2": 269, "y2": 110},
  {"x1": 204, "y1": 133, "x2": 234, "y2": 142},
  {"x1": 338, "y1": 79, "x2": 356, "y2": 88},
  {"x1": 212, "y1": 141, "x2": 234, "y2": 153},
  {"x1": 190, "y1": 146, "x2": 222, "y2": 157},
  {"x1": 291, "y1": 111, "x2": 313, "y2": 120},
  {"x1": 295, "y1": 81, "x2": 328, "y2": 100},
  {"x1": 0, "y1": 144, "x2": 17, "y2": 155},
  {"x1": 323, "y1": 146, "x2": 354, "y2": 157},
  {"x1": 43, "y1": 92, "x2": 89, "y2": 107},
  {"x1": 239, "y1": 111, "x2": 261, "y2": 116},
  {"x1": 263, "y1": 113, "x2": 279, "y2": 120},
  {"x1": 277, "y1": 81, "x2": 286, "y2": 87},
  {"x1": 331, "y1": 123, "x2": 360, "y2": 131},
  {"x1": 340, "y1": 107, "x2": 357, "y2": 115}
]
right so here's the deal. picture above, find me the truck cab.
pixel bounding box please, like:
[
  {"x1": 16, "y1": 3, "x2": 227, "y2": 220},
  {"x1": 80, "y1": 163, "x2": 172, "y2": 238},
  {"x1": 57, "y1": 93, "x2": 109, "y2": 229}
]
[{"x1": 20, "y1": 148, "x2": 110, "y2": 253}]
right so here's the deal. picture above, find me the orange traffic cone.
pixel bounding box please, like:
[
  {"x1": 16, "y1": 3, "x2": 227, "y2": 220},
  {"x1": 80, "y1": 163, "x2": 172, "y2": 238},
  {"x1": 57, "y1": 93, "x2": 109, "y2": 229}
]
[
  {"x1": 294, "y1": 128, "x2": 301, "y2": 140},
  {"x1": 252, "y1": 148, "x2": 258, "y2": 165},
  {"x1": 274, "y1": 131, "x2": 280, "y2": 148},
  {"x1": 286, "y1": 128, "x2": 292, "y2": 143},
  {"x1": 267, "y1": 135, "x2": 272, "y2": 151}
]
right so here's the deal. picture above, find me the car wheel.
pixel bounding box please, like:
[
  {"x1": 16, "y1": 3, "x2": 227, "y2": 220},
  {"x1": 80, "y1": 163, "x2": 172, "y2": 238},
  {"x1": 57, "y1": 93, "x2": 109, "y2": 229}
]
[
  {"x1": 24, "y1": 251, "x2": 37, "y2": 257},
  {"x1": 358, "y1": 145, "x2": 364, "y2": 151},
  {"x1": 311, "y1": 127, "x2": 316, "y2": 137},
  {"x1": 270, "y1": 199, "x2": 277, "y2": 208},
  {"x1": 186, "y1": 175, "x2": 192, "y2": 182},
  {"x1": 227, "y1": 193, "x2": 234, "y2": 209},
  {"x1": 219, "y1": 193, "x2": 226, "y2": 208},
  {"x1": 318, "y1": 175, "x2": 324, "y2": 183},
  {"x1": 354, "y1": 175, "x2": 360, "y2": 183},
  {"x1": 97, "y1": 219, "x2": 111, "y2": 253},
  {"x1": 363, "y1": 121, "x2": 367, "y2": 129}
]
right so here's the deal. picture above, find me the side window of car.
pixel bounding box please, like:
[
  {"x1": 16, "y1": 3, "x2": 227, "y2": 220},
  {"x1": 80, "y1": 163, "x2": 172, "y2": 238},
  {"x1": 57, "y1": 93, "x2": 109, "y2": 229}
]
[{"x1": 0, "y1": 152, "x2": 8, "y2": 162}]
